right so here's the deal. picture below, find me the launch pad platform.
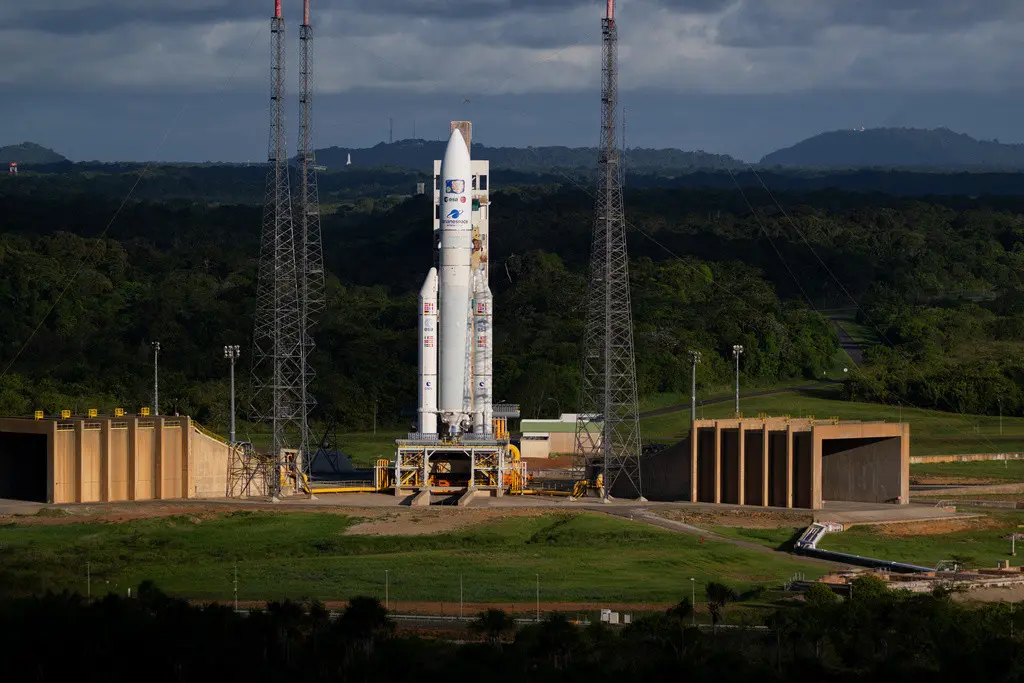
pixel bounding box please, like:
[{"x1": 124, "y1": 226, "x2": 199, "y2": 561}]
[{"x1": 394, "y1": 409, "x2": 524, "y2": 497}]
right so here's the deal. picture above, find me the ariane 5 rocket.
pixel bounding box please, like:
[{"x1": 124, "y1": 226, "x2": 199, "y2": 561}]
[{"x1": 418, "y1": 128, "x2": 492, "y2": 438}]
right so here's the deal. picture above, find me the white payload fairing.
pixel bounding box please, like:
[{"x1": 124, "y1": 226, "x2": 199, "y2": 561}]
[{"x1": 418, "y1": 127, "x2": 492, "y2": 437}]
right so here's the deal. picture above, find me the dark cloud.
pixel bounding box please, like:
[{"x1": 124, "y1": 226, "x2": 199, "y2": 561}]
[
  {"x1": 717, "y1": 0, "x2": 1024, "y2": 48},
  {"x1": 3, "y1": 0, "x2": 1024, "y2": 160}
]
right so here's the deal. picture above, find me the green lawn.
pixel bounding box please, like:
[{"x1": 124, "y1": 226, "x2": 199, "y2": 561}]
[
  {"x1": 911, "y1": 460, "x2": 1024, "y2": 483},
  {"x1": 641, "y1": 387, "x2": 1024, "y2": 457},
  {"x1": 0, "y1": 511, "x2": 824, "y2": 604},
  {"x1": 818, "y1": 512, "x2": 1024, "y2": 569},
  {"x1": 708, "y1": 526, "x2": 806, "y2": 551}
]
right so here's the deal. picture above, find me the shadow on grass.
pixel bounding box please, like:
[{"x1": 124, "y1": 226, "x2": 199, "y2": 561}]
[
  {"x1": 790, "y1": 384, "x2": 844, "y2": 401},
  {"x1": 775, "y1": 528, "x2": 807, "y2": 553}
]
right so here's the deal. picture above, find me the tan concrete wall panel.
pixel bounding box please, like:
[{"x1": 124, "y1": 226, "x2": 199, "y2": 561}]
[
  {"x1": 162, "y1": 427, "x2": 183, "y2": 499},
  {"x1": 135, "y1": 427, "x2": 155, "y2": 499},
  {"x1": 80, "y1": 427, "x2": 101, "y2": 503},
  {"x1": 108, "y1": 427, "x2": 129, "y2": 501},
  {"x1": 53, "y1": 430, "x2": 75, "y2": 504},
  {"x1": 190, "y1": 429, "x2": 230, "y2": 498}
]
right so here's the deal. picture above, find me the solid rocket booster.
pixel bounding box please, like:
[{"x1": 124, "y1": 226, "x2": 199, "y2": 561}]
[
  {"x1": 418, "y1": 267, "x2": 438, "y2": 435},
  {"x1": 473, "y1": 273, "x2": 493, "y2": 435},
  {"x1": 437, "y1": 129, "x2": 473, "y2": 433}
]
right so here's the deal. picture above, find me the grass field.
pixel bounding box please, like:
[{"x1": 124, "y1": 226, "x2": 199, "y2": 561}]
[
  {"x1": 640, "y1": 386, "x2": 1024, "y2": 457},
  {"x1": 0, "y1": 511, "x2": 824, "y2": 604},
  {"x1": 817, "y1": 511, "x2": 1024, "y2": 569},
  {"x1": 911, "y1": 460, "x2": 1024, "y2": 484}
]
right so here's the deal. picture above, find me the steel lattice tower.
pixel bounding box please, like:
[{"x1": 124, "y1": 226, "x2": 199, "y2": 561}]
[
  {"x1": 251, "y1": 0, "x2": 306, "y2": 496},
  {"x1": 572, "y1": 0, "x2": 644, "y2": 500},
  {"x1": 296, "y1": 0, "x2": 325, "y2": 474}
]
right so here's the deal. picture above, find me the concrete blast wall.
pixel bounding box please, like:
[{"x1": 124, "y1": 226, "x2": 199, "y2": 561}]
[
  {"x1": 0, "y1": 416, "x2": 234, "y2": 504},
  {"x1": 821, "y1": 437, "x2": 902, "y2": 503},
  {"x1": 630, "y1": 418, "x2": 909, "y2": 510}
]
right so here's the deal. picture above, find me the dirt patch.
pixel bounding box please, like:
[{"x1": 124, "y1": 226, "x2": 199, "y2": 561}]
[
  {"x1": 954, "y1": 585, "x2": 1024, "y2": 603},
  {"x1": 344, "y1": 508, "x2": 549, "y2": 536},
  {"x1": 0, "y1": 501, "x2": 350, "y2": 526},
  {"x1": 652, "y1": 508, "x2": 813, "y2": 529},
  {"x1": 869, "y1": 517, "x2": 1006, "y2": 537}
]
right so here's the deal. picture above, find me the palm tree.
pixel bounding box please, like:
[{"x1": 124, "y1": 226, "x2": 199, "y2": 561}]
[
  {"x1": 705, "y1": 582, "x2": 738, "y2": 633},
  {"x1": 470, "y1": 608, "x2": 516, "y2": 647}
]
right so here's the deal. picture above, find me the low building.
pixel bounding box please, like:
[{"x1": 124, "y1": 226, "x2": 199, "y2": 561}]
[
  {"x1": 519, "y1": 414, "x2": 600, "y2": 458},
  {"x1": 0, "y1": 414, "x2": 236, "y2": 504},
  {"x1": 631, "y1": 417, "x2": 909, "y2": 510}
]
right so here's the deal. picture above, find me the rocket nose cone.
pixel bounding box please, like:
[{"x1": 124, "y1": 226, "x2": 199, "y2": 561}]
[
  {"x1": 420, "y1": 267, "x2": 438, "y2": 296},
  {"x1": 443, "y1": 128, "x2": 471, "y2": 165}
]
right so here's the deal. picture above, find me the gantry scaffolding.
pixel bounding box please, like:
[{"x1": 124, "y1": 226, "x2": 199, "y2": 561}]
[
  {"x1": 296, "y1": 0, "x2": 325, "y2": 476},
  {"x1": 572, "y1": 0, "x2": 644, "y2": 500},
  {"x1": 250, "y1": 0, "x2": 307, "y2": 497}
]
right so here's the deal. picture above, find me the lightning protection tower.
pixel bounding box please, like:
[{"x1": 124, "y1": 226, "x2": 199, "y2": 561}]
[
  {"x1": 572, "y1": 0, "x2": 644, "y2": 500},
  {"x1": 251, "y1": 0, "x2": 306, "y2": 496},
  {"x1": 296, "y1": 0, "x2": 325, "y2": 474}
]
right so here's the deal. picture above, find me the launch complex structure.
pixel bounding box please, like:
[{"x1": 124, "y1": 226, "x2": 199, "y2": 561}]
[{"x1": 394, "y1": 122, "x2": 523, "y2": 498}]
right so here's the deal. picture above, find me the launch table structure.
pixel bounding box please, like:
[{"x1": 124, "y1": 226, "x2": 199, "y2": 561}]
[{"x1": 395, "y1": 122, "x2": 521, "y2": 497}]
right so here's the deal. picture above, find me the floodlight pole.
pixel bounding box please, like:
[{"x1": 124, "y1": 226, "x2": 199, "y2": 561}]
[
  {"x1": 152, "y1": 341, "x2": 161, "y2": 415},
  {"x1": 688, "y1": 351, "x2": 702, "y2": 424},
  {"x1": 732, "y1": 345, "x2": 744, "y2": 418},
  {"x1": 690, "y1": 577, "x2": 695, "y2": 626},
  {"x1": 224, "y1": 345, "x2": 241, "y2": 443}
]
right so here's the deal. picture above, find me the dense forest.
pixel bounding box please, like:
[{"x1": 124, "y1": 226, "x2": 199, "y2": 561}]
[
  {"x1": 4, "y1": 579, "x2": 1024, "y2": 682},
  {"x1": 0, "y1": 166, "x2": 1021, "y2": 431}
]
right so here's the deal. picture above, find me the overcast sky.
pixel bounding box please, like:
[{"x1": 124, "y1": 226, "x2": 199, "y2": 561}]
[{"x1": 2, "y1": 0, "x2": 1024, "y2": 161}]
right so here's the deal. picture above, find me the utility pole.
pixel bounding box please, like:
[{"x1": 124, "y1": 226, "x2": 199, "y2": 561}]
[
  {"x1": 151, "y1": 341, "x2": 160, "y2": 415},
  {"x1": 732, "y1": 345, "x2": 744, "y2": 418},
  {"x1": 688, "y1": 350, "x2": 702, "y2": 424},
  {"x1": 224, "y1": 345, "x2": 240, "y2": 443}
]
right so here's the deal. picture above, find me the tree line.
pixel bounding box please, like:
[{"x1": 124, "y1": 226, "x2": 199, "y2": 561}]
[
  {"x1": 2, "y1": 578, "x2": 1023, "y2": 682},
  {"x1": 0, "y1": 171, "x2": 1021, "y2": 431}
]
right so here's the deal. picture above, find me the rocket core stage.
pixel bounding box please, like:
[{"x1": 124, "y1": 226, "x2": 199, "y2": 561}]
[{"x1": 418, "y1": 126, "x2": 493, "y2": 438}]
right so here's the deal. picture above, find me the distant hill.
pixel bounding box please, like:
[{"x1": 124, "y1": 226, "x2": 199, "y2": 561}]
[
  {"x1": 313, "y1": 139, "x2": 744, "y2": 173},
  {"x1": 0, "y1": 142, "x2": 66, "y2": 165},
  {"x1": 761, "y1": 127, "x2": 1024, "y2": 169}
]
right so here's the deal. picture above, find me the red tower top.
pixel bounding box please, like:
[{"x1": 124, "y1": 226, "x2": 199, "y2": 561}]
[
  {"x1": 606, "y1": 0, "x2": 614, "y2": 20},
  {"x1": 274, "y1": 0, "x2": 282, "y2": 19},
  {"x1": 303, "y1": 0, "x2": 310, "y2": 26}
]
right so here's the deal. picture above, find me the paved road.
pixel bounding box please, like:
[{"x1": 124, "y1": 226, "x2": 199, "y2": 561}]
[
  {"x1": 639, "y1": 382, "x2": 839, "y2": 420},
  {"x1": 828, "y1": 318, "x2": 865, "y2": 365}
]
